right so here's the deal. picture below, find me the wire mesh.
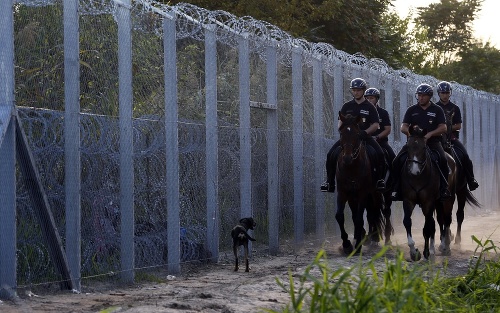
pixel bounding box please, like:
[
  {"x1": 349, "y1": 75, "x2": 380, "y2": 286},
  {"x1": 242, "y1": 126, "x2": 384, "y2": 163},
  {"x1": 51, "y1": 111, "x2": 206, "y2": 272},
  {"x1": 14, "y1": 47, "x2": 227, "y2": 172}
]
[{"x1": 6, "y1": 0, "x2": 500, "y2": 289}]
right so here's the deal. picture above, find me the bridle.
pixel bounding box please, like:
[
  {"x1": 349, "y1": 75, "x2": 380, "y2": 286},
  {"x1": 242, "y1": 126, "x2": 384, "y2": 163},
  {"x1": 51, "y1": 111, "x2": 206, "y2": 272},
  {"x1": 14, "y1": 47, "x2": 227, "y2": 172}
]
[
  {"x1": 406, "y1": 147, "x2": 430, "y2": 170},
  {"x1": 340, "y1": 126, "x2": 362, "y2": 160}
]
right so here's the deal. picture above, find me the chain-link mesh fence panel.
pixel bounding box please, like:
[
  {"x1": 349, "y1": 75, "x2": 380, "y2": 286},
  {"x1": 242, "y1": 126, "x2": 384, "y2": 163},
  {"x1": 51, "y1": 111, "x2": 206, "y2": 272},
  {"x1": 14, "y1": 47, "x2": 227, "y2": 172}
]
[{"x1": 5, "y1": 0, "x2": 499, "y2": 289}]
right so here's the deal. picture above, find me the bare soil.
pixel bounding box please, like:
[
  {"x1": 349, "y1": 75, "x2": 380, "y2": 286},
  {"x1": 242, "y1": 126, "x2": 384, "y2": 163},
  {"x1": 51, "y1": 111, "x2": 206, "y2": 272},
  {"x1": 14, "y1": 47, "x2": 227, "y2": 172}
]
[{"x1": 1, "y1": 211, "x2": 499, "y2": 313}]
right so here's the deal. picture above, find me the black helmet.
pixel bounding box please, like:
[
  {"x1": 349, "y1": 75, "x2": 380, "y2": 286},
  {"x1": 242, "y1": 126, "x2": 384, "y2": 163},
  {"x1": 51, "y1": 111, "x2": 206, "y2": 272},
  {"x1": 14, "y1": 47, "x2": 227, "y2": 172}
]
[
  {"x1": 437, "y1": 81, "x2": 452, "y2": 93},
  {"x1": 415, "y1": 83, "x2": 433, "y2": 97},
  {"x1": 364, "y1": 87, "x2": 380, "y2": 99},
  {"x1": 350, "y1": 78, "x2": 367, "y2": 90}
]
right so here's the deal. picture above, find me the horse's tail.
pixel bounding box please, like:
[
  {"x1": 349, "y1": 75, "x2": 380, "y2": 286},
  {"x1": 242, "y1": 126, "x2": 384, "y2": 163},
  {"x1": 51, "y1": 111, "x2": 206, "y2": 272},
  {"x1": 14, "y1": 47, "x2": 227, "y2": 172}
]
[
  {"x1": 465, "y1": 188, "x2": 481, "y2": 208},
  {"x1": 367, "y1": 193, "x2": 386, "y2": 240}
]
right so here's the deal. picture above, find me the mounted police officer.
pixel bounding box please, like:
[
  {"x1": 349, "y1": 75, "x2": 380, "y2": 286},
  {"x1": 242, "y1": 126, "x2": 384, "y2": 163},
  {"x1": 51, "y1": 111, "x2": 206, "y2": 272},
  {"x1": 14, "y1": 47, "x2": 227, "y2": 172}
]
[
  {"x1": 321, "y1": 78, "x2": 387, "y2": 193},
  {"x1": 390, "y1": 83, "x2": 452, "y2": 201},
  {"x1": 436, "y1": 81, "x2": 479, "y2": 191},
  {"x1": 364, "y1": 87, "x2": 396, "y2": 171}
]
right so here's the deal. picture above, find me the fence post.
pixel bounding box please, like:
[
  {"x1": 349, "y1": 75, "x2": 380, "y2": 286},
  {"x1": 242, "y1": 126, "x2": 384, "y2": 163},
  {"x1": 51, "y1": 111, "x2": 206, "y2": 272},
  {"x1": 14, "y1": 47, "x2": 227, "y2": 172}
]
[
  {"x1": 399, "y1": 81, "x2": 408, "y2": 143},
  {"x1": 64, "y1": 0, "x2": 82, "y2": 291},
  {"x1": 292, "y1": 46, "x2": 304, "y2": 248},
  {"x1": 164, "y1": 12, "x2": 181, "y2": 274},
  {"x1": 487, "y1": 97, "x2": 496, "y2": 207},
  {"x1": 0, "y1": 0, "x2": 16, "y2": 300},
  {"x1": 385, "y1": 77, "x2": 394, "y2": 143},
  {"x1": 239, "y1": 33, "x2": 252, "y2": 218},
  {"x1": 205, "y1": 24, "x2": 219, "y2": 263},
  {"x1": 266, "y1": 42, "x2": 279, "y2": 255},
  {"x1": 472, "y1": 93, "x2": 481, "y2": 201},
  {"x1": 333, "y1": 59, "x2": 343, "y2": 141},
  {"x1": 480, "y1": 95, "x2": 490, "y2": 207},
  {"x1": 116, "y1": 0, "x2": 135, "y2": 283},
  {"x1": 313, "y1": 54, "x2": 325, "y2": 242}
]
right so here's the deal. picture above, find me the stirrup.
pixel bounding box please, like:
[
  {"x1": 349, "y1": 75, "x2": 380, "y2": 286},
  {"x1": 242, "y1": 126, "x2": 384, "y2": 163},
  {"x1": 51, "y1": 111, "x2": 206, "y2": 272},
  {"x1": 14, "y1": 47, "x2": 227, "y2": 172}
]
[
  {"x1": 391, "y1": 191, "x2": 403, "y2": 201},
  {"x1": 320, "y1": 181, "x2": 335, "y2": 193},
  {"x1": 376, "y1": 179, "x2": 386, "y2": 191}
]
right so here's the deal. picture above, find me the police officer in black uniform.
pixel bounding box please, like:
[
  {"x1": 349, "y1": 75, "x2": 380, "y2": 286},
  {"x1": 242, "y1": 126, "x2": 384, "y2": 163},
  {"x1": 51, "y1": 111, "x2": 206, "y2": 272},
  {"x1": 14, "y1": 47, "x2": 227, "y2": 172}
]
[
  {"x1": 320, "y1": 78, "x2": 386, "y2": 193},
  {"x1": 364, "y1": 87, "x2": 396, "y2": 170},
  {"x1": 390, "y1": 83, "x2": 452, "y2": 201},
  {"x1": 436, "y1": 81, "x2": 479, "y2": 191}
]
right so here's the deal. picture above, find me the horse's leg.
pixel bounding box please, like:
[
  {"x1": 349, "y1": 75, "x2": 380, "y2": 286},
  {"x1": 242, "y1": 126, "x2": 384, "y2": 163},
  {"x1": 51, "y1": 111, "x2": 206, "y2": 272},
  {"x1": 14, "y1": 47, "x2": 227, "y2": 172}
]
[
  {"x1": 383, "y1": 191, "x2": 393, "y2": 245},
  {"x1": 422, "y1": 206, "x2": 436, "y2": 261},
  {"x1": 335, "y1": 196, "x2": 353, "y2": 254},
  {"x1": 435, "y1": 201, "x2": 447, "y2": 254},
  {"x1": 349, "y1": 199, "x2": 365, "y2": 254},
  {"x1": 455, "y1": 189, "x2": 466, "y2": 246},
  {"x1": 367, "y1": 192, "x2": 384, "y2": 245},
  {"x1": 403, "y1": 200, "x2": 420, "y2": 261},
  {"x1": 439, "y1": 198, "x2": 454, "y2": 255}
]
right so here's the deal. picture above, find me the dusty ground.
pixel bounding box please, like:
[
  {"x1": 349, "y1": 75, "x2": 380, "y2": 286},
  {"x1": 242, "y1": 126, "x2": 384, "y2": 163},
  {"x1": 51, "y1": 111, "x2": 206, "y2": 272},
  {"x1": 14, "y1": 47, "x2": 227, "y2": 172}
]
[{"x1": 1, "y1": 211, "x2": 499, "y2": 313}]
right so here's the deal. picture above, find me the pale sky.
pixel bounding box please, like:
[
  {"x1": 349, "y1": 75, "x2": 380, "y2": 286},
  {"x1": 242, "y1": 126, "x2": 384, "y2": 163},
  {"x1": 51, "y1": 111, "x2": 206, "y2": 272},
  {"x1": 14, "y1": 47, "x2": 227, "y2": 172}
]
[{"x1": 391, "y1": 0, "x2": 499, "y2": 48}]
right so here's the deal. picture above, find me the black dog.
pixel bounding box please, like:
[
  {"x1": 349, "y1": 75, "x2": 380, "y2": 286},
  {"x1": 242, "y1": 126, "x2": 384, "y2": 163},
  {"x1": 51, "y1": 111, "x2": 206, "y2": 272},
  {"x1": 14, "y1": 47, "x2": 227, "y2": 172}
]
[{"x1": 231, "y1": 217, "x2": 256, "y2": 272}]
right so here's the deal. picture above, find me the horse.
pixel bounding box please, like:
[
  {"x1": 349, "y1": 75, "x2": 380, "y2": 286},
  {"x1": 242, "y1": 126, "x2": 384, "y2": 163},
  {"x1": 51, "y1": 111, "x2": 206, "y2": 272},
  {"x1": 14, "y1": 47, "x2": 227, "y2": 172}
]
[
  {"x1": 401, "y1": 125, "x2": 455, "y2": 261},
  {"x1": 440, "y1": 109, "x2": 481, "y2": 249},
  {"x1": 332, "y1": 112, "x2": 386, "y2": 254}
]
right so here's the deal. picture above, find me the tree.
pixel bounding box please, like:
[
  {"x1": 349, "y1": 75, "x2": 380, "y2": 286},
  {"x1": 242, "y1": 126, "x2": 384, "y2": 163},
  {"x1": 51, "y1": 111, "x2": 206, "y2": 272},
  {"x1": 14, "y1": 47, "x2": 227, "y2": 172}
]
[
  {"x1": 166, "y1": 0, "x2": 398, "y2": 61},
  {"x1": 415, "y1": 0, "x2": 483, "y2": 64},
  {"x1": 438, "y1": 41, "x2": 500, "y2": 94}
]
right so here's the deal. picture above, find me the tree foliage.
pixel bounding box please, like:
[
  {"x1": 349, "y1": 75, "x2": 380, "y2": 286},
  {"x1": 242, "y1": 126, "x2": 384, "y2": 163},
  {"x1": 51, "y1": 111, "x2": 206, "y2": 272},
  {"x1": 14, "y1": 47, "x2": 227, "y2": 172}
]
[
  {"x1": 438, "y1": 42, "x2": 500, "y2": 94},
  {"x1": 416, "y1": 0, "x2": 483, "y2": 63}
]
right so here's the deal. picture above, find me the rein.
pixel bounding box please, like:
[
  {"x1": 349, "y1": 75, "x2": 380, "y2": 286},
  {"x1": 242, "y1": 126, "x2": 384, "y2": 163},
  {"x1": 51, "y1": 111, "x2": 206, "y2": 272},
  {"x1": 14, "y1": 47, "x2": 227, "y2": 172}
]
[
  {"x1": 341, "y1": 141, "x2": 362, "y2": 160},
  {"x1": 405, "y1": 147, "x2": 433, "y2": 196},
  {"x1": 406, "y1": 148, "x2": 430, "y2": 168}
]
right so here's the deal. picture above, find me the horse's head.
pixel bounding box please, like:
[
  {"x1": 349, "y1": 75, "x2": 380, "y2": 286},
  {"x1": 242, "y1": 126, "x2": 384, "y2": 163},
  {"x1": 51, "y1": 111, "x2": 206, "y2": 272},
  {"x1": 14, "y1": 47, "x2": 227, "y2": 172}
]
[
  {"x1": 406, "y1": 125, "x2": 429, "y2": 175},
  {"x1": 339, "y1": 112, "x2": 362, "y2": 165}
]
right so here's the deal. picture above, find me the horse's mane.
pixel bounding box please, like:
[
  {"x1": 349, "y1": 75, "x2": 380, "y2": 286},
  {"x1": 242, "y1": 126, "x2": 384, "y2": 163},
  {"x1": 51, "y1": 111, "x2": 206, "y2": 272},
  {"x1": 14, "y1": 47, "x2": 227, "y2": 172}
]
[{"x1": 409, "y1": 125, "x2": 427, "y2": 137}]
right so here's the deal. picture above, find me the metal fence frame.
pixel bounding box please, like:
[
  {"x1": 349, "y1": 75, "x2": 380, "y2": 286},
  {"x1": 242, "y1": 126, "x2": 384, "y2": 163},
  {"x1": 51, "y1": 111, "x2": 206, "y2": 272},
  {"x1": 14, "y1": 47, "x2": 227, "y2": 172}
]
[{"x1": 1, "y1": 0, "x2": 499, "y2": 298}]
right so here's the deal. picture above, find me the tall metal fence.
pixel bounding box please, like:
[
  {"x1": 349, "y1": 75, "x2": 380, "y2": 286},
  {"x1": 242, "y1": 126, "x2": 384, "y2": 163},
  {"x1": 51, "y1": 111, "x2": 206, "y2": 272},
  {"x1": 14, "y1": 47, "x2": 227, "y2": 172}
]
[{"x1": 1, "y1": 0, "x2": 499, "y2": 296}]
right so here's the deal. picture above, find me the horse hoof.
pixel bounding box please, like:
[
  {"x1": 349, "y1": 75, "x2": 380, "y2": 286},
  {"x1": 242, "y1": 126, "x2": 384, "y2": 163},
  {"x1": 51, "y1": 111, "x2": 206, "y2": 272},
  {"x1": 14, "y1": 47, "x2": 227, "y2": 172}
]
[
  {"x1": 441, "y1": 249, "x2": 451, "y2": 256},
  {"x1": 342, "y1": 241, "x2": 354, "y2": 255},
  {"x1": 428, "y1": 254, "x2": 436, "y2": 262},
  {"x1": 411, "y1": 249, "x2": 421, "y2": 261}
]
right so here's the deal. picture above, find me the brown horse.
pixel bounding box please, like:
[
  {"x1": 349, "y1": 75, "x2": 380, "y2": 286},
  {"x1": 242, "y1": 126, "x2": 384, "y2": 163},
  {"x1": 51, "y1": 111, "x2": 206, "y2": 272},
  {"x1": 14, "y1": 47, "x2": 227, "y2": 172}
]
[
  {"x1": 332, "y1": 113, "x2": 386, "y2": 254},
  {"x1": 440, "y1": 109, "x2": 481, "y2": 250},
  {"x1": 401, "y1": 126, "x2": 455, "y2": 261}
]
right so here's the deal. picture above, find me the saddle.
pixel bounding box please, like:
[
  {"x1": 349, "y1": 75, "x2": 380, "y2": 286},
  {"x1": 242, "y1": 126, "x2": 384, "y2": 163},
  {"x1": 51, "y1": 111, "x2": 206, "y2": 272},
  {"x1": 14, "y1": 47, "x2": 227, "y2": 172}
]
[{"x1": 365, "y1": 144, "x2": 388, "y2": 173}]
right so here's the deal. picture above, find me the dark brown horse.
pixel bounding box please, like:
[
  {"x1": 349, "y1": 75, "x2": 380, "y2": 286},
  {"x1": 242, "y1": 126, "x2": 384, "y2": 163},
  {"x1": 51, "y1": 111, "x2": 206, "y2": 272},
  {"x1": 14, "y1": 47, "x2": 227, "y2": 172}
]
[
  {"x1": 440, "y1": 110, "x2": 481, "y2": 250},
  {"x1": 401, "y1": 126, "x2": 455, "y2": 261},
  {"x1": 332, "y1": 113, "x2": 386, "y2": 254}
]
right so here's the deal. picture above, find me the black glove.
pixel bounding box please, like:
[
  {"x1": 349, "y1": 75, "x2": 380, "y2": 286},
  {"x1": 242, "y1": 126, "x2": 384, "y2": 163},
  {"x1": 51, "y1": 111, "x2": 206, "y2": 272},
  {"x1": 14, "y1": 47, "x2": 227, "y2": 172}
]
[{"x1": 359, "y1": 130, "x2": 369, "y2": 139}]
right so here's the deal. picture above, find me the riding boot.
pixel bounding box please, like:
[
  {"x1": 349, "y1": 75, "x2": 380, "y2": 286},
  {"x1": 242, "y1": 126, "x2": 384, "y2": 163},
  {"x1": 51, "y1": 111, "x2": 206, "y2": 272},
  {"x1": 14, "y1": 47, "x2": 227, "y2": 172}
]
[
  {"x1": 390, "y1": 178, "x2": 403, "y2": 201},
  {"x1": 437, "y1": 162, "x2": 452, "y2": 201},
  {"x1": 389, "y1": 154, "x2": 404, "y2": 201},
  {"x1": 320, "y1": 149, "x2": 339, "y2": 193},
  {"x1": 320, "y1": 180, "x2": 335, "y2": 193},
  {"x1": 375, "y1": 165, "x2": 386, "y2": 191}
]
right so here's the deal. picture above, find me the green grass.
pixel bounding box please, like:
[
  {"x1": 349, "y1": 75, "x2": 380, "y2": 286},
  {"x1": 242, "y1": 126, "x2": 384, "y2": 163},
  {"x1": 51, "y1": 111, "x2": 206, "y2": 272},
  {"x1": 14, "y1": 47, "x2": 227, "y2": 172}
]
[{"x1": 265, "y1": 236, "x2": 499, "y2": 313}]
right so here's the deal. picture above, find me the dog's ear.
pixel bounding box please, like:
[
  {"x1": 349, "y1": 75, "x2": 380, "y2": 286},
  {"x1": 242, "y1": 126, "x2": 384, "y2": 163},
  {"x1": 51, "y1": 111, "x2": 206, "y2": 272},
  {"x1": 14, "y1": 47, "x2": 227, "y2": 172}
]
[{"x1": 239, "y1": 218, "x2": 247, "y2": 224}]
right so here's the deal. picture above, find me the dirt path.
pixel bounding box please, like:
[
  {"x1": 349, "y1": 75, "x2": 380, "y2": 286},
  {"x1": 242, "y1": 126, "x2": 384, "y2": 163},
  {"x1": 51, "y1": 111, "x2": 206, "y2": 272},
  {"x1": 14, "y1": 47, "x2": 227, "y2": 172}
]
[{"x1": 1, "y1": 211, "x2": 499, "y2": 313}]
